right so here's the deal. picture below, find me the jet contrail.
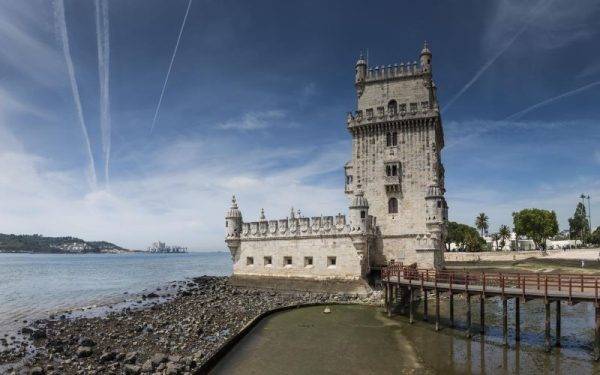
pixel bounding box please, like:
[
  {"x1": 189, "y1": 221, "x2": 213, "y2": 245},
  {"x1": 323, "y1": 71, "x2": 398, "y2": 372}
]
[
  {"x1": 149, "y1": 0, "x2": 193, "y2": 134},
  {"x1": 505, "y1": 80, "x2": 600, "y2": 121},
  {"x1": 442, "y1": 0, "x2": 550, "y2": 113},
  {"x1": 95, "y1": 0, "x2": 111, "y2": 186},
  {"x1": 53, "y1": 0, "x2": 97, "y2": 189}
]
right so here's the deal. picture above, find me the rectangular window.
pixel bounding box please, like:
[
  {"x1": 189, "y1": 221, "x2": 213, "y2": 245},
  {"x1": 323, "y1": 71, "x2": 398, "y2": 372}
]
[
  {"x1": 327, "y1": 256, "x2": 337, "y2": 268},
  {"x1": 304, "y1": 256, "x2": 313, "y2": 267},
  {"x1": 366, "y1": 108, "x2": 373, "y2": 118},
  {"x1": 392, "y1": 132, "x2": 398, "y2": 146},
  {"x1": 284, "y1": 256, "x2": 292, "y2": 267},
  {"x1": 399, "y1": 103, "x2": 406, "y2": 112},
  {"x1": 410, "y1": 103, "x2": 418, "y2": 112},
  {"x1": 246, "y1": 257, "x2": 254, "y2": 266},
  {"x1": 264, "y1": 256, "x2": 272, "y2": 267},
  {"x1": 360, "y1": 211, "x2": 366, "y2": 219},
  {"x1": 421, "y1": 101, "x2": 429, "y2": 109}
]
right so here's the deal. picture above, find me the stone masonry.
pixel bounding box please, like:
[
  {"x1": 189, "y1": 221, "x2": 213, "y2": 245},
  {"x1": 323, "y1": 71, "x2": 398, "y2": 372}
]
[{"x1": 226, "y1": 42, "x2": 447, "y2": 285}]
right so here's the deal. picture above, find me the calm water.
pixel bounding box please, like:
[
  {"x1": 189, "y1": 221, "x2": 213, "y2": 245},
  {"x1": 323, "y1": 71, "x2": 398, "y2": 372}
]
[
  {"x1": 213, "y1": 304, "x2": 600, "y2": 374},
  {"x1": 0, "y1": 252, "x2": 231, "y2": 336}
]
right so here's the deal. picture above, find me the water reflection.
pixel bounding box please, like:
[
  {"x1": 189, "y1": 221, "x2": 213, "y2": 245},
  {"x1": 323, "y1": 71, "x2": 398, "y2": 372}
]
[{"x1": 213, "y1": 303, "x2": 599, "y2": 374}]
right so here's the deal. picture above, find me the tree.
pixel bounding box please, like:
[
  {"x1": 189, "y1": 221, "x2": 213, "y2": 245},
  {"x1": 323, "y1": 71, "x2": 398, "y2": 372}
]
[
  {"x1": 498, "y1": 225, "x2": 511, "y2": 250},
  {"x1": 445, "y1": 221, "x2": 485, "y2": 252},
  {"x1": 512, "y1": 209, "x2": 559, "y2": 250},
  {"x1": 590, "y1": 227, "x2": 600, "y2": 246},
  {"x1": 475, "y1": 213, "x2": 489, "y2": 237},
  {"x1": 568, "y1": 202, "x2": 590, "y2": 242}
]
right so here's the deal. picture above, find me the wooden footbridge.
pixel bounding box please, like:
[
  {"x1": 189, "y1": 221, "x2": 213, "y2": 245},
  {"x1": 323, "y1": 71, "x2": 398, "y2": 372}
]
[{"x1": 381, "y1": 263, "x2": 600, "y2": 359}]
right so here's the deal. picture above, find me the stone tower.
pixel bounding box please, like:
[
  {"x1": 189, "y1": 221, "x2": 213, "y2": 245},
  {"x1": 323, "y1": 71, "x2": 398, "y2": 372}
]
[{"x1": 345, "y1": 42, "x2": 447, "y2": 269}]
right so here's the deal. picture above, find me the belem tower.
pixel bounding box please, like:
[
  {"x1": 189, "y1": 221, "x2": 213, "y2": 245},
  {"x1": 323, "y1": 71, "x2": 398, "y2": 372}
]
[{"x1": 226, "y1": 42, "x2": 448, "y2": 287}]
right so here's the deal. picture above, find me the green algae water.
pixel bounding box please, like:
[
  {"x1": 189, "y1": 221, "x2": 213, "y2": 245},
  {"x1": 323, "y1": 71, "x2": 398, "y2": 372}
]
[{"x1": 211, "y1": 303, "x2": 600, "y2": 374}]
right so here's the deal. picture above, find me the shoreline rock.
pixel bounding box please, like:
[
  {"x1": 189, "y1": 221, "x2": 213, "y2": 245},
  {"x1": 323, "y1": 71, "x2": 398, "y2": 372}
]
[{"x1": 0, "y1": 276, "x2": 380, "y2": 374}]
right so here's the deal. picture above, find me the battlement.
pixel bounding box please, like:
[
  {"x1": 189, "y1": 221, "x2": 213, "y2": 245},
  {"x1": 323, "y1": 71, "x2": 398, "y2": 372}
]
[
  {"x1": 365, "y1": 61, "x2": 426, "y2": 83},
  {"x1": 240, "y1": 213, "x2": 376, "y2": 240},
  {"x1": 346, "y1": 102, "x2": 439, "y2": 129}
]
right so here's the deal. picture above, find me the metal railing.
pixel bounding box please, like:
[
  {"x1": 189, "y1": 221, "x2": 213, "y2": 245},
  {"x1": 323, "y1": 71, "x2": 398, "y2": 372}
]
[{"x1": 382, "y1": 263, "x2": 600, "y2": 303}]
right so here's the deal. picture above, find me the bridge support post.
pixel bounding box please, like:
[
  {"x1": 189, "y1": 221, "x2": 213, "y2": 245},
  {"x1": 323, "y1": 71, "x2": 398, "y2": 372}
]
[
  {"x1": 423, "y1": 289, "x2": 428, "y2": 322},
  {"x1": 502, "y1": 297, "x2": 508, "y2": 347},
  {"x1": 479, "y1": 294, "x2": 485, "y2": 335},
  {"x1": 466, "y1": 294, "x2": 472, "y2": 338},
  {"x1": 545, "y1": 300, "x2": 551, "y2": 353},
  {"x1": 435, "y1": 290, "x2": 440, "y2": 331},
  {"x1": 449, "y1": 292, "x2": 454, "y2": 328},
  {"x1": 595, "y1": 303, "x2": 600, "y2": 360},
  {"x1": 409, "y1": 287, "x2": 414, "y2": 324},
  {"x1": 555, "y1": 300, "x2": 560, "y2": 347},
  {"x1": 385, "y1": 283, "x2": 391, "y2": 317},
  {"x1": 515, "y1": 297, "x2": 520, "y2": 342}
]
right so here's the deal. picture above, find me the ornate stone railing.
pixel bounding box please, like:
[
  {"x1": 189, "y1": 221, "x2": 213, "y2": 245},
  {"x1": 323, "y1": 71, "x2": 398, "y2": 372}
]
[
  {"x1": 347, "y1": 107, "x2": 438, "y2": 128},
  {"x1": 365, "y1": 62, "x2": 424, "y2": 82},
  {"x1": 240, "y1": 214, "x2": 375, "y2": 240}
]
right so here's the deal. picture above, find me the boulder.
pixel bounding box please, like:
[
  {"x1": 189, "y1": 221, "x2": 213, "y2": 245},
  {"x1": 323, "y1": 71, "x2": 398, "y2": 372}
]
[
  {"x1": 123, "y1": 364, "x2": 141, "y2": 374},
  {"x1": 76, "y1": 346, "x2": 93, "y2": 358}
]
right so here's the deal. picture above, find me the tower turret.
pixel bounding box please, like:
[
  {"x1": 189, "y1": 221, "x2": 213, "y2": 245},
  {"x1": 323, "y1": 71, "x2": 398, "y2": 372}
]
[
  {"x1": 225, "y1": 195, "x2": 242, "y2": 259},
  {"x1": 355, "y1": 53, "x2": 367, "y2": 97},
  {"x1": 349, "y1": 189, "x2": 369, "y2": 233},
  {"x1": 420, "y1": 41, "x2": 432, "y2": 73}
]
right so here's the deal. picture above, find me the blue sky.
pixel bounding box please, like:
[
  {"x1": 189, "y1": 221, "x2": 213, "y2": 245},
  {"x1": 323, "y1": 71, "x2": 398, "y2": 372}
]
[{"x1": 0, "y1": 0, "x2": 598, "y2": 250}]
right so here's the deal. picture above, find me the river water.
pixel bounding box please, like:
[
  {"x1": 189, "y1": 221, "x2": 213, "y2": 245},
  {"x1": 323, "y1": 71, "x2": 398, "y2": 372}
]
[
  {"x1": 213, "y1": 302, "x2": 600, "y2": 374},
  {"x1": 0, "y1": 252, "x2": 231, "y2": 338}
]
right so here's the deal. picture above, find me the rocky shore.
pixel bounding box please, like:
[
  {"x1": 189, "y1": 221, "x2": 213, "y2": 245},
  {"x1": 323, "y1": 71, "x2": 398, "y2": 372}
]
[{"x1": 0, "y1": 276, "x2": 380, "y2": 374}]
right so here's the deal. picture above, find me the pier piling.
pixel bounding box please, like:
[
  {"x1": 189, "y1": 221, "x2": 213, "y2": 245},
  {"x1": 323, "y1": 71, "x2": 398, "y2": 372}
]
[
  {"x1": 502, "y1": 297, "x2": 508, "y2": 347},
  {"x1": 545, "y1": 300, "x2": 551, "y2": 353},
  {"x1": 449, "y1": 292, "x2": 454, "y2": 328},
  {"x1": 423, "y1": 289, "x2": 428, "y2": 322},
  {"x1": 409, "y1": 287, "x2": 414, "y2": 324},
  {"x1": 435, "y1": 290, "x2": 440, "y2": 331},
  {"x1": 556, "y1": 300, "x2": 561, "y2": 347},
  {"x1": 480, "y1": 295, "x2": 485, "y2": 335},
  {"x1": 595, "y1": 304, "x2": 600, "y2": 360},
  {"x1": 515, "y1": 297, "x2": 520, "y2": 342},
  {"x1": 466, "y1": 294, "x2": 472, "y2": 338}
]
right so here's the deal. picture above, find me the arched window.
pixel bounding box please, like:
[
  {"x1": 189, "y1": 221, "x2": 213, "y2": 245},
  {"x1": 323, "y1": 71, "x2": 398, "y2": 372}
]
[
  {"x1": 386, "y1": 165, "x2": 391, "y2": 176},
  {"x1": 392, "y1": 165, "x2": 397, "y2": 176},
  {"x1": 388, "y1": 198, "x2": 398, "y2": 214},
  {"x1": 392, "y1": 132, "x2": 398, "y2": 146},
  {"x1": 388, "y1": 100, "x2": 397, "y2": 115},
  {"x1": 386, "y1": 132, "x2": 392, "y2": 147}
]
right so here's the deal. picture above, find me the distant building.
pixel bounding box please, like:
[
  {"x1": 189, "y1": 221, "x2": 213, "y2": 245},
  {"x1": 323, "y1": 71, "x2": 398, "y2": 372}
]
[
  {"x1": 226, "y1": 43, "x2": 447, "y2": 286},
  {"x1": 147, "y1": 241, "x2": 187, "y2": 253}
]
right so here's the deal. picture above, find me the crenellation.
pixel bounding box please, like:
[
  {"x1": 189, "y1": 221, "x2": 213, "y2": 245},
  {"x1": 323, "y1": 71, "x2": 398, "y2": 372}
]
[{"x1": 226, "y1": 42, "x2": 446, "y2": 284}]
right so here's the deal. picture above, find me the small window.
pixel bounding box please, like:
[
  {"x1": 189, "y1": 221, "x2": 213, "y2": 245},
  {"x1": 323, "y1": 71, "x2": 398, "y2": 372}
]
[
  {"x1": 388, "y1": 100, "x2": 397, "y2": 114},
  {"x1": 283, "y1": 256, "x2": 292, "y2": 267},
  {"x1": 386, "y1": 132, "x2": 392, "y2": 147},
  {"x1": 437, "y1": 201, "x2": 442, "y2": 208},
  {"x1": 225, "y1": 221, "x2": 228, "y2": 227},
  {"x1": 392, "y1": 132, "x2": 398, "y2": 146},
  {"x1": 388, "y1": 198, "x2": 398, "y2": 214},
  {"x1": 246, "y1": 257, "x2": 254, "y2": 266},
  {"x1": 399, "y1": 103, "x2": 406, "y2": 112},
  {"x1": 421, "y1": 101, "x2": 429, "y2": 109},
  {"x1": 304, "y1": 256, "x2": 313, "y2": 267},
  {"x1": 327, "y1": 256, "x2": 337, "y2": 268},
  {"x1": 360, "y1": 210, "x2": 366, "y2": 219},
  {"x1": 366, "y1": 108, "x2": 373, "y2": 118},
  {"x1": 392, "y1": 165, "x2": 397, "y2": 176},
  {"x1": 264, "y1": 256, "x2": 272, "y2": 266},
  {"x1": 386, "y1": 165, "x2": 391, "y2": 176},
  {"x1": 410, "y1": 103, "x2": 418, "y2": 112}
]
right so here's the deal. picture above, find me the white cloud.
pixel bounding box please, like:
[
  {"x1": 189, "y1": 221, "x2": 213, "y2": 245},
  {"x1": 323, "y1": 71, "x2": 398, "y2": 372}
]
[
  {"x1": 217, "y1": 110, "x2": 287, "y2": 130},
  {"x1": 0, "y1": 124, "x2": 348, "y2": 251}
]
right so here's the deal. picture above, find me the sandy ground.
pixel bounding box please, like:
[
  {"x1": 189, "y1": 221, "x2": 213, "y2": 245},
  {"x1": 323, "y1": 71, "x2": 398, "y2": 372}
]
[{"x1": 544, "y1": 248, "x2": 600, "y2": 260}]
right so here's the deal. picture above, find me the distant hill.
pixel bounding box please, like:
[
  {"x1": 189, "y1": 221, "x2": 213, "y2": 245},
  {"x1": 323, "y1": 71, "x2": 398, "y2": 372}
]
[{"x1": 0, "y1": 234, "x2": 129, "y2": 254}]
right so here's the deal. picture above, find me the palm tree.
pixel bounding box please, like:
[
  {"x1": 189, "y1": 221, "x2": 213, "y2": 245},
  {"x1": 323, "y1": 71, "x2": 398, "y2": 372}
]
[
  {"x1": 498, "y1": 225, "x2": 511, "y2": 251},
  {"x1": 475, "y1": 213, "x2": 489, "y2": 237}
]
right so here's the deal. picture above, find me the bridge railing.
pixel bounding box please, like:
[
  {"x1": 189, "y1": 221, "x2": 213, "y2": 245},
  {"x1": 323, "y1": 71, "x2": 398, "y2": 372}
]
[{"x1": 381, "y1": 263, "x2": 600, "y2": 302}]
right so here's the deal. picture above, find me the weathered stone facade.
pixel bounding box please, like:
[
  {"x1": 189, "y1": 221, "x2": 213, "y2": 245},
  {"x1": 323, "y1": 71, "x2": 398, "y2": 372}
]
[{"x1": 226, "y1": 43, "x2": 447, "y2": 284}]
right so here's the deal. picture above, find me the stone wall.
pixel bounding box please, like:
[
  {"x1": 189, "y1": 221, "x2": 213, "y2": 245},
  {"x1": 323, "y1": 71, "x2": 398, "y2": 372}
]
[{"x1": 233, "y1": 235, "x2": 367, "y2": 280}]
